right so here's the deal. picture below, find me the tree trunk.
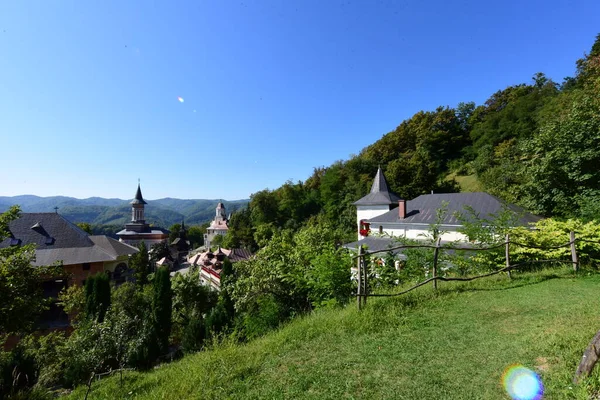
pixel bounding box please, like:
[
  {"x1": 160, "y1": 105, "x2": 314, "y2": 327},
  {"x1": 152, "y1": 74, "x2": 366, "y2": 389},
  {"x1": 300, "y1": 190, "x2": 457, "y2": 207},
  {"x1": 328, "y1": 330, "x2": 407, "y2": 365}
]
[{"x1": 574, "y1": 329, "x2": 600, "y2": 383}]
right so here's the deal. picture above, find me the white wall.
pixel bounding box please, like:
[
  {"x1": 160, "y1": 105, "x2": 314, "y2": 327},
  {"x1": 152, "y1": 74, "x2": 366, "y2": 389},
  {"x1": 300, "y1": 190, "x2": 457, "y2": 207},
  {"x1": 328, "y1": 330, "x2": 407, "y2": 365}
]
[
  {"x1": 356, "y1": 205, "x2": 392, "y2": 240},
  {"x1": 380, "y1": 227, "x2": 469, "y2": 242}
]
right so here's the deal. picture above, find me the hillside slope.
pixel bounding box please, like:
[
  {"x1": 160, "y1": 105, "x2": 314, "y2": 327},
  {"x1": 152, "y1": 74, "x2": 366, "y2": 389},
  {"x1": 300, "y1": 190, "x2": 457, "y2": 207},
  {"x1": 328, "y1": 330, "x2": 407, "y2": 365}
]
[{"x1": 69, "y1": 270, "x2": 600, "y2": 399}]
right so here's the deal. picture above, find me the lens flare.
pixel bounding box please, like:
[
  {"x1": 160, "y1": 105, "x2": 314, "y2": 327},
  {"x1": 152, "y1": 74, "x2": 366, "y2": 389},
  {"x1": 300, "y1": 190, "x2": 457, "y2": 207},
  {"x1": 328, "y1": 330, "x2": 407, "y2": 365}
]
[
  {"x1": 177, "y1": 96, "x2": 184, "y2": 103},
  {"x1": 502, "y1": 365, "x2": 543, "y2": 400}
]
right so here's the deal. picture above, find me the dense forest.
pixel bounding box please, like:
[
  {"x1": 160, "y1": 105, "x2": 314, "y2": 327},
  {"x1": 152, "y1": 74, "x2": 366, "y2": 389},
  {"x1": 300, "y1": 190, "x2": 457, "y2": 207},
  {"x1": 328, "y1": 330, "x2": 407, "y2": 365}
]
[{"x1": 222, "y1": 34, "x2": 600, "y2": 250}]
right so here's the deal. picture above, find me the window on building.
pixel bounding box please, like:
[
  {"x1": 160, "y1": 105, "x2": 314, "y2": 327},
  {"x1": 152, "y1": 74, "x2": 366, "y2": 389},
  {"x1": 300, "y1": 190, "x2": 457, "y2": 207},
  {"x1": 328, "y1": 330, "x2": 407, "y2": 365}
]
[{"x1": 82, "y1": 263, "x2": 91, "y2": 271}]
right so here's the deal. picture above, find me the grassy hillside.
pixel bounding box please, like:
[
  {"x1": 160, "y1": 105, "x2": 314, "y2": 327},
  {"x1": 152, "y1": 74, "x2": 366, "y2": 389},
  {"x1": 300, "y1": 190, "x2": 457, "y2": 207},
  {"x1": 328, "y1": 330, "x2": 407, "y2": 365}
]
[{"x1": 68, "y1": 269, "x2": 600, "y2": 399}]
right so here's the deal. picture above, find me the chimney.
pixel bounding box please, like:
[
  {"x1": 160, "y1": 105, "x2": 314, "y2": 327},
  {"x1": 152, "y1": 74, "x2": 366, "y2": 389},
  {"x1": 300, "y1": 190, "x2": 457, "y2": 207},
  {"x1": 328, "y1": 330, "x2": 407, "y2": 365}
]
[{"x1": 398, "y1": 200, "x2": 406, "y2": 219}]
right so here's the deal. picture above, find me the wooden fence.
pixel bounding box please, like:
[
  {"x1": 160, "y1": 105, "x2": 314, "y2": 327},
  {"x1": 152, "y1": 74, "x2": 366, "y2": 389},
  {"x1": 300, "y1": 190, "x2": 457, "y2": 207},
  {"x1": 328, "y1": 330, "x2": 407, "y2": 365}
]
[{"x1": 354, "y1": 232, "x2": 600, "y2": 310}]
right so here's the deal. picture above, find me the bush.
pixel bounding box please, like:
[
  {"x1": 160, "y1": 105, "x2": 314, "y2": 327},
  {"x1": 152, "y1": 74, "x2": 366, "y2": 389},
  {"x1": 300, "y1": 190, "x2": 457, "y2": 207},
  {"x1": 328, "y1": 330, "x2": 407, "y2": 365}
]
[{"x1": 0, "y1": 344, "x2": 38, "y2": 398}]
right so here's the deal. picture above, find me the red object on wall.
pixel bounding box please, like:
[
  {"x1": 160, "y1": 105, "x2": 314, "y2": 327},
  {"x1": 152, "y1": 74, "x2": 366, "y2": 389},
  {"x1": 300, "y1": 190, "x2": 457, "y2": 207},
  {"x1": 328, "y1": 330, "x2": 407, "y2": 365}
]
[{"x1": 359, "y1": 220, "x2": 370, "y2": 237}]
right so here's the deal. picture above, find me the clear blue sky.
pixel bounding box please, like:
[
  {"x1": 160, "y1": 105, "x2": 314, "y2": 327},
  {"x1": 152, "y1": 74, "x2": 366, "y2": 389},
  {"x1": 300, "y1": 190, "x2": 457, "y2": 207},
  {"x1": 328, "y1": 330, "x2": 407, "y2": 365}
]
[{"x1": 0, "y1": 0, "x2": 598, "y2": 201}]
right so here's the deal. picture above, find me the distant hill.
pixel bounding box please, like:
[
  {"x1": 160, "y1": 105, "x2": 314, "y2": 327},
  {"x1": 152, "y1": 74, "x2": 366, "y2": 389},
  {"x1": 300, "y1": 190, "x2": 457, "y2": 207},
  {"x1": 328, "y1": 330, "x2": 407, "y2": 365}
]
[{"x1": 0, "y1": 195, "x2": 249, "y2": 227}]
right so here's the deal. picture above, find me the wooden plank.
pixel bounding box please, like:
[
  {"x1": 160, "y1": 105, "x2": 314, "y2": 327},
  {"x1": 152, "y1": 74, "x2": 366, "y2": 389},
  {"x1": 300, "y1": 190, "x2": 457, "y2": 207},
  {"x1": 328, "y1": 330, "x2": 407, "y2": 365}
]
[
  {"x1": 363, "y1": 249, "x2": 368, "y2": 306},
  {"x1": 357, "y1": 245, "x2": 363, "y2": 310},
  {"x1": 505, "y1": 234, "x2": 511, "y2": 279},
  {"x1": 432, "y1": 237, "x2": 441, "y2": 290},
  {"x1": 571, "y1": 231, "x2": 578, "y2": 272}
]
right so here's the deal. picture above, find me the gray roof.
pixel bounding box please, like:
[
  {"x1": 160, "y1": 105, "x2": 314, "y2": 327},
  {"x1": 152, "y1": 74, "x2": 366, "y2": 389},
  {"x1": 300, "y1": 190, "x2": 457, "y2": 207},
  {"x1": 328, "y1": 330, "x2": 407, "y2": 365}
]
[
  {"x1": 130, "y1": 184, "x2": 147, "y2": 205},
  {"x1": 89, "y1": 236, "x2": 138, "y2": 257},
  {"x1": 353, "y1": 167, "x2": 402, "y2": 206},
  {"x1": 0, "y1": 212, "x2": 92, "y2": 249},
  {"x1": 0, "y1": 213, "x2": 138, "y2": 266},
  {"x1": 367, "y1": 192, "x2": 542, "y2": 227},
  {"x1": 116, "y1": 228, "x2": 170, "y2": 236}
]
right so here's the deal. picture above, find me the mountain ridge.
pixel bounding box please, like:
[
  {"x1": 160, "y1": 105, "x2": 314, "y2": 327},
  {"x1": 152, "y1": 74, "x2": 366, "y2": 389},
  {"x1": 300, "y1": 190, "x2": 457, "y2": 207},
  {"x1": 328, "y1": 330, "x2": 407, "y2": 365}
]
[{"x1": 0, "y1": 195, "x2": 249, "y2": 227}]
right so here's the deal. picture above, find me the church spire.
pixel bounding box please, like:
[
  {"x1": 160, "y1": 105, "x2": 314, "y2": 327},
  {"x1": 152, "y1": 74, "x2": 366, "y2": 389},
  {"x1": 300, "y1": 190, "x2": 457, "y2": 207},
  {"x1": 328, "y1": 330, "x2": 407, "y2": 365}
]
[
  {"x1": 131, "y1": 182, "x2": 147, "y2": 205},
  {"x1": 353, "y1": 167, "x2": 401, "y2": 206},
  {"x1": 130, "y1": 182, "x2": 147, "y2": 223},
  {"x1": 370, "y1": 166, "x2": 391, "y2": 194}
]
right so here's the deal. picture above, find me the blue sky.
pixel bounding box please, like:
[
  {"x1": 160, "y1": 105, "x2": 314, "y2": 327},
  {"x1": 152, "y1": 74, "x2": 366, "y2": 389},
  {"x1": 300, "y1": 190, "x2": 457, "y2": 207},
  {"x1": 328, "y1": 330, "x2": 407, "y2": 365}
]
[{"x1": 0, "y1": 0, "x2": 598, "y2": 201}]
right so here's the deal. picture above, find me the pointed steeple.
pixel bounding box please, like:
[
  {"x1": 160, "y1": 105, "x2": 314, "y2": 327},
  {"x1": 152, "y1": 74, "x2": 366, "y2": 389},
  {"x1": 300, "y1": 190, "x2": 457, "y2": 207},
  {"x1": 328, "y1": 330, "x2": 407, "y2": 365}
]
[
  {"x1": 131, "y1": 183, "x2": 147, "y2": 205},
  {"x1": 353, "y1": 167, "x2": 401, "y2": 206},
  {"x1": 370, "y1": 166, "x2": 391, "y2": 194}
]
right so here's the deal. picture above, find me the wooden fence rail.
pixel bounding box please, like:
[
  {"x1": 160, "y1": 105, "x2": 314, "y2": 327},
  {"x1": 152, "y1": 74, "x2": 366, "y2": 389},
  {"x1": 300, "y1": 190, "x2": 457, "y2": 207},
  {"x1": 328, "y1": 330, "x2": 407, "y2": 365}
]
[{"x1": 355, "y1": 232, "x2": 600, "y2": 310}]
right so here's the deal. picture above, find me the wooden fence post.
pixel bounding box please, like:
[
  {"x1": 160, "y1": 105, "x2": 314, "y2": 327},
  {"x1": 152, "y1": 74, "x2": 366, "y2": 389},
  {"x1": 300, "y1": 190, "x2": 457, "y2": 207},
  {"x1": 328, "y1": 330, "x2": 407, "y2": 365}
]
[
  {"x1": 362, "y1": 248, "x2": 368, "y2": 306},
  {"x1": 357, "y1": 246, "x2": 363, "y2": 310},
  {"x1": 571, "y1": 231, "x2": 579, "y2": 272},
  {"x1": 505, "y1": 234, "x2": 511, "y2": 279},
  {"x1": 432, "y1": 237, "x2": 441, "y2": 290}
]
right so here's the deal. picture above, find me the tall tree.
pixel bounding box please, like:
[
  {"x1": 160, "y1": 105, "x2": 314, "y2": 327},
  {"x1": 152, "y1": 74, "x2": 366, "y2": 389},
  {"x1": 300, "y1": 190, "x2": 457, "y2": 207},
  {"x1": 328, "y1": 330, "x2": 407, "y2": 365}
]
[
  {"x1": 84, "y1": 273, "x2": 111, "y2": 323},
  {"x1": 152, "y1": 266, "x2": 172, "y2": 354}
]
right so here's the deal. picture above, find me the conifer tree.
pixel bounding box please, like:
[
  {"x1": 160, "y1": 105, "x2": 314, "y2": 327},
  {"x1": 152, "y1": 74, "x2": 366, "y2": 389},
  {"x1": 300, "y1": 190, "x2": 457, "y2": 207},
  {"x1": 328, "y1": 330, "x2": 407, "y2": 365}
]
[
  {"x1": 152, "y1": 266, "x2": 172, "y2": 354},
  {"x1": 84, "y1": 272, "x2": 111, "y2": 322}
]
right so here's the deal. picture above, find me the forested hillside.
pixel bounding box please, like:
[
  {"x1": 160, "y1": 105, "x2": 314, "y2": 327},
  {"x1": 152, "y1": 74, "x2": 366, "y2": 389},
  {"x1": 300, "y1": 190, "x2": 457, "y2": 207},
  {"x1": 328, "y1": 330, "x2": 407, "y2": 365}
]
[
  {"x1": 0, "y1": 196, "x2": 249, "y2": 227},
  {"x1": 223, "y1": 34, "x2": 600, "y2": 250}
]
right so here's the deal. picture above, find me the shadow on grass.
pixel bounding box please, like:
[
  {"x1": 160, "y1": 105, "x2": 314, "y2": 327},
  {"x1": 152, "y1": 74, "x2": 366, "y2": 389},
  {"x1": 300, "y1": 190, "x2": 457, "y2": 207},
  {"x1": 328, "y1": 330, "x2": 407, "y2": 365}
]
[
  {"x1": 83, "y1": 373, "x2": 156, "y2": 400},
  {"x1": 441, "y1": 272, "x2": 572, "y2": 294}
]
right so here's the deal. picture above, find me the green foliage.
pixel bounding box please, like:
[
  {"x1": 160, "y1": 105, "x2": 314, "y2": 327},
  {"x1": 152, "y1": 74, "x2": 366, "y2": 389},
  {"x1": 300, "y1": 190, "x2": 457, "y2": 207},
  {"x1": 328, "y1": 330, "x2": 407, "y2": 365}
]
[
  {"x1": 149, "y1": 241, "x2": 171, "y2": 264},
  {"x1": 75, "y1": 222, "x2": 93, "y2": 235},
  {"x1": 509, "y1": 219, "x2": 600, "y2": 267},
  {"x1": 57, "y1": 285, "x2": 85, "y2": 323},
  {"x1": 130, "y1": 241, "x2": 151, "y2": 286},
  {"x1": 519, "y1": 86, "x2": 600, "y2": 216},
  {"x1": 168, "y1": 224, "x2": 181, "y2": 243},
  {"x1": 84, "y1": 272, "x2": 111, "y2": 322},
  {"x1": 210, "y1": 234, "x2": 224, "y2": 248},
  {"x1": 223, "y1": 208, "x2": 256, "y2": 250},
  {"x1": 152, "y1": 267, "x2": 172, "y2": 355},
  {"x1": 187, "y1": 225, "x2": 205, "y2": 248},
  {"x1": 232, "y1": 220, "x2": 353, "y2": 338},
  {"x1": 0, "y1": 206, "x2": 61, "y2": 335},
  {"x1": 0, "y1": 343, "x2": 38, "y2": 397},
  {"x1": 171, "y1": 266, "x2": 218, "y2": 351}
]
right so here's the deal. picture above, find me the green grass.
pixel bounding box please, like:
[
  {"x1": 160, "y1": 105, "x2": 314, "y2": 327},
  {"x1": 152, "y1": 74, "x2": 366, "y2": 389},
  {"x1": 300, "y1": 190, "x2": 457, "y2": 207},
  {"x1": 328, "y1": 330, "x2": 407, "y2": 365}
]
[
  {"x1": 447, "y1": 173, "x2": 483, "y2": 192},
  {"x1": 68, "y1": 269, "x2": 600, "y2": 399}
]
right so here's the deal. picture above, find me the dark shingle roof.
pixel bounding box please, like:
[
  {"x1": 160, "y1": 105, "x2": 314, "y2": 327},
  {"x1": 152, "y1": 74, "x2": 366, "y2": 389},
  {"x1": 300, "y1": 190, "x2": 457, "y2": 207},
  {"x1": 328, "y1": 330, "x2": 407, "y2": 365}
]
[
  {"x1": 0, "y1": 213, "x2": 93, "y2": 249},
  {"x1": 353, "y1": 167, "x2": 402, "y2": 206},
  {"x1": 130, "y1": 184, "x2": 147, "y2": 205},
  {"x1": 367, "y1": 192, "x2": 542, "y2": 226},
  {"x1": 0, "y1": 213, "x2": 139, "y2": 266}
]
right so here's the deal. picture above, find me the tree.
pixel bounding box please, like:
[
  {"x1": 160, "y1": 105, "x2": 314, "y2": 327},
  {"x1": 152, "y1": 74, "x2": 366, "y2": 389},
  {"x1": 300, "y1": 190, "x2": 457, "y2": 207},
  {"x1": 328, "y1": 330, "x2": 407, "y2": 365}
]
[
  {"x1": 152, "y1": 267, "x2": 172, "y2": 355},
  {"x1": 172, "y1": 266, "x2": 217, "y2": 352},
  {"x1": 150, "y1": 241, "x2": 171, "y2": 264},
  {"x1": 223, "y1": 208, "x2": 256, "y2": 250},
  {"x1": 211, "y1": 234, "x2": 224, "y2": 248},
  {"x1": 76, "y1": 222, "x2": 93, "y2": 235},
  {"x1": 168, "y1": 224, "x2": 181, "y2": 243},
  {"x1": 131, "y1": 241, "x2": 151, "y2": 286},
  {"x1": 187, "y1": 225, "x2": 205, "y2": 249},
  {"x1": 84, "y1": 272, "x2": 111, "y2": 323},
  {"x1": 520, "y1": 83, "x2": 600, "y2": 216},
  {"x1": 0, "y1": 206, "x2": 61, "y2": 334}
]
